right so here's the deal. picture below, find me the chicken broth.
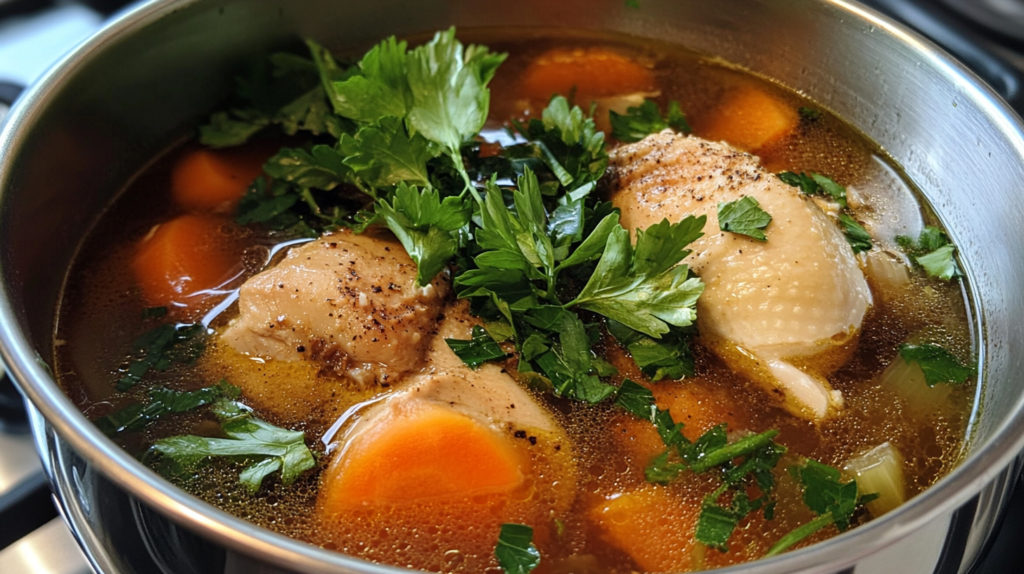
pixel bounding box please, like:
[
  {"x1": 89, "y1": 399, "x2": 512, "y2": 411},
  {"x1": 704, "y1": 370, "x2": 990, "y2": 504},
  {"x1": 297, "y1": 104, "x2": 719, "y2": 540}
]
[{"x1": 54, "y1": 28, "x2": 977, "y2": 574}]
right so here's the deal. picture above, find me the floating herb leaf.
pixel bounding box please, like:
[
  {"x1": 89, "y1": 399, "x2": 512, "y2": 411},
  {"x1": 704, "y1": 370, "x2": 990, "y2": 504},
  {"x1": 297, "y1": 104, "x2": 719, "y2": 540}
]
[
  {"x1": 898, "y1": 343, "x2": 976, "y2": 386},
  {"x1": 117, "y1": 323, "x2": 206, "y2": 391},
  {"x1": 149, "y1": 399, "x2": 316, "y2": 493},
  {"x1": 838, "y1": 213, "x2": 872, "y2": 254},
  {"x1": 94, "y1": 381, "x2": 241, "y2": 435},
  {"x1": 495, "y1": 523, "x2": 541, "y2": 574},
  {"x1": 446, "y1": 325, "x2": 508, "y2": 369}
]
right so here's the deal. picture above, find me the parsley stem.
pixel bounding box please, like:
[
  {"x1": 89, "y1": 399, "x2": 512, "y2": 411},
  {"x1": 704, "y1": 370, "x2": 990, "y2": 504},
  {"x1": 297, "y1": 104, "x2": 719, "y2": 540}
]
[
  {"x1": 451, "y1": 153, "x2": 483, "y2": 205},
  {"x1": 299, "y1": 188, "x2": 334, "y2": 221},
  {"x1": 764, "y1": 512, "x2": 834, "y2": 557},
  {"x1": 689, "y1": 430, "x2": 779, "y2": 473}
]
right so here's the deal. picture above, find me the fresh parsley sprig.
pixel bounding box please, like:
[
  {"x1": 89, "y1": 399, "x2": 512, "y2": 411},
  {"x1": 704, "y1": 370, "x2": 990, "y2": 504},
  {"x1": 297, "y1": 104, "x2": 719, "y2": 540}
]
[
  {"x1": 569, "y1": 216, "x2": 706, "y2": 338},
  {"x1": 897, "y1": 226, "x2": 964, "y2": 281},
  {"x1": 607, "y1": 320, "x2": 694, "y2": 382},
  {"x1": 199, "y1": 51, "x2": 348, "y2": 148},
  {"x1": 148, "y1": 399, "x2": 316, "y2": 493},
  {"x1": 838, "y1": 214, "x2": 872, "y2": 254},
  {"x1": 609, "y1": 99, "x2": 691, "y2": 143}
]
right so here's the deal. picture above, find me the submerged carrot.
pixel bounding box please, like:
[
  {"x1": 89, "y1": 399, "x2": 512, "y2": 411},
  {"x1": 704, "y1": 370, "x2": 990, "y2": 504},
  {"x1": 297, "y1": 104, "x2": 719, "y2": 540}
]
[
  {"x1": 520, "y1": 47, "x2": 657, "y2": 104},
  {"x1": 612, "y1": 380, "x2": 745, "y2": 462},
  {"x1": 698, "y1": 84, "x2": 799, "y2": 151},
  {"x1": 131, "y1": 214, "x2": 242, "y2": 311},
  {"x1": 590, "y1": 486, "x2": 701, "y2": 572},
  {"x1": 318, "y1": 404, "x2": 525, "y2": 511},
  {"x1": 171, "y1": 147, "x2": 268, "y2": 212}
]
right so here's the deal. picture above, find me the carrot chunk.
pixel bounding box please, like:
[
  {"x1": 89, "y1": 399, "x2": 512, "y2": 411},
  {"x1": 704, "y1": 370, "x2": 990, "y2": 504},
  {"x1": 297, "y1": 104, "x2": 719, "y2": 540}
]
[
  {"x1": 590, "y1": 486, "x2": 700, "y2": 572},
  {"x1": 171, "y1": 148, "x2": 267, "y2": 212},
  {"x1": 318, "y1": 404, "x2": 525, "y2": 511},
  {"x1": 698, "y1": 84, "x2": 799, "y2": 151},
  {"x1": 611, "y1": 380, "x2": 746, "y2": 463},
  {"x1": 520, "y1": 47, "x2": 656, "y2": 103},
  {"x1": 131, "y1": 214, "x2": 242, "y2": 311}
]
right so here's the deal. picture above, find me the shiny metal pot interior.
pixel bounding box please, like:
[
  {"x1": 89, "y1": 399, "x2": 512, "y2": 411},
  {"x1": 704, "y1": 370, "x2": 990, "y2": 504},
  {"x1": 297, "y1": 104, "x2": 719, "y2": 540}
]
[{"x1": 2, "y1": 0, "x2": 1024, "y2": 572}]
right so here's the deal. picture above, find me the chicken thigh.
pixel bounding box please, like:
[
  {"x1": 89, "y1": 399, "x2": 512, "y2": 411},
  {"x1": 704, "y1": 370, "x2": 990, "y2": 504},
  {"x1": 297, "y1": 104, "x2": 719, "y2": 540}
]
[
  {"x1": 610, "y1": 132, "x2": 872, "y2": 420},
  {"x1": 222, "y1": 230, "x2": 450, "y2": 387}
]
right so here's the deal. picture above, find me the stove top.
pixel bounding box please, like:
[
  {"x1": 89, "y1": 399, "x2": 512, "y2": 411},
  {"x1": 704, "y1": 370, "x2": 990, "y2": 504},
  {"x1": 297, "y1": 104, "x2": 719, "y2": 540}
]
[{"x1": 0, "y1": 1, "x2": 1021, "y2": 573}]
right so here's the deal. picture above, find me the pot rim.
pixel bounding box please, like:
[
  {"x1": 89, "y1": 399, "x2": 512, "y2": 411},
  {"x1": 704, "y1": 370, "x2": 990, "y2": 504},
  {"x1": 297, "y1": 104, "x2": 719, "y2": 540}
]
[{"x1": 2, "y1": 0, "x2": 1024, "y2": 572}]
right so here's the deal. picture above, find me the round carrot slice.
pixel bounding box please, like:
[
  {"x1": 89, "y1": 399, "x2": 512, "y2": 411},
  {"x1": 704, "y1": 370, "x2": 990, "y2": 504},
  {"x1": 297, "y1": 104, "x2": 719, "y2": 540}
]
[
  {"x1": 131, "y1": 214, "x2": 243, "y2": 311},
  {"x1": 319, "y1": 403, "x2": 525, "y2": 510},
  {"x1": 520, "y1": 47, "x2": 657, "y2": 103}
]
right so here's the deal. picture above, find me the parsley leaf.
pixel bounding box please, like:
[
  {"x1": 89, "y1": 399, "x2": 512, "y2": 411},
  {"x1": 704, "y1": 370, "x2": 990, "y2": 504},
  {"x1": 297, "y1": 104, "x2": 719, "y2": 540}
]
[
  {"x1": 375, "y1": 183, "x2": 471, "y2": 285},
  {"x1": 495, "y1": 523, "x2": 541, "y2": 574},
  {"x1": 777, "y1": 171, "x2": 848, "y2": 208},
  {"x1": 898, "y1": 343, "x2": 976, "y2": 386},
  {"x1": 340, "y1": 117, "x2": 439, "y2": 191},
  {"x1": 718, "y1": 196, "x2": 772, "y2": 242},
  {"x1": 534, "y1": 312, "x2": 617, "y2": 403},
  {"x1": 117, "y1": 323, "x2": 206, "y2": 391},
  {"x1": 149, "y1": 399, "x2": 316, "y2": 493},
  {"x1": 405, "y1": 28, "x2": 507, "y2": 191},
  {"x1": 607, "y1": 320, "x2": 694, "y2": 381},
  {"x1": 263, "y1": 145, "x2": 352, "y2": 191},
  {"x1": 798, "y1": 107, "x2": 822, "y2": 121},
  {"x1": 446, "y1": 325, "x2": 508, "y2": 368},
  {"x1": 94, "y1": 381, "x2": 241, "y2": 435},
  {"x1": 897, "y1": 226, "x2": 963, "y2": 281},
  {"x1": 766, "y1": 459, "x2": 876, "y2": 557},
  {"x1": 569, "y1": 217, "x2": 706, "y2": 338},
  {"x1": 916, "y1": 245, "x2": 960, "y2": 280},
  {"x1": 329, "y1": 36, "x2": 411, "y2": 123},
  {"x1": 609, "y1": 99, "x2": 691, "y2": 143},
  {"x1": 199, "y1": 48, "x2": 345, "y2": 147},
  {"x1": 514, "y1": 96, "x2": 608, "y2": 190},
  {"x1": 617, "y1": 379, "x2": 786, "y2": 550},
  {"x1": 614, "y1": 378, "x2": 658, "y2": 420},
  {"x1": 838, "y1": 213, "x2": 872, "y2": 254}
]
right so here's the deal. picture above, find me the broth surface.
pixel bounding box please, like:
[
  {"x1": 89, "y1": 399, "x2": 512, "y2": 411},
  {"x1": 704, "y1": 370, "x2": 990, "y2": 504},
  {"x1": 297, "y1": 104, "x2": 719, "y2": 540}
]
[{"x1": 54, "y1": 28, "x2": 977, "y2": 573}]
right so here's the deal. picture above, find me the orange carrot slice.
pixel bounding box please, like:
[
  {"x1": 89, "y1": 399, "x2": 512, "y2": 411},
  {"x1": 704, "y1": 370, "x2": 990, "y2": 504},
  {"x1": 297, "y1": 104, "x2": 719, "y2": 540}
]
[
  {"x1": 590, "y1": 486, "x2": 700, "y2": 572},
  {"x1": 698, "y1": 84, "x2": 799, "y2": 151},
  {"x1": 318, "y1": 404, "x2": 525, "y2": 511},
  {"x1": 612, "y1": 381, "x2": 744, "y2": 462},
  {"x1": 520, "y1": 47, "x2": 656, "y2": 104},
  {"x1": 171, "y1": 148, "x2": 267, "y2": 212},
  {"x1": 131, "y1": 214, "x2": 242, "y2": 311}
]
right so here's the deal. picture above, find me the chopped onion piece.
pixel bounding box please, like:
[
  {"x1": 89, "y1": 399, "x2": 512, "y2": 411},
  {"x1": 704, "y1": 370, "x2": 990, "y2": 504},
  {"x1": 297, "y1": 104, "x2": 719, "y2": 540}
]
[
  {"x1": 863, "y1": 249, "x2": 912, "y2": 301},
  {"x1": 843, "y1": 442, "x2": 906, "y2": 517},
  {"x1": 878, "y1": 354, "x2": 953, "y2": 418}
]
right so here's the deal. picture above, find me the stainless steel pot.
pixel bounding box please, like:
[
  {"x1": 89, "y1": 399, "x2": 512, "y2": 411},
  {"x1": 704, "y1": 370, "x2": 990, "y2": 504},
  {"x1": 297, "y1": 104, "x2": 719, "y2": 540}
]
[{"x1": 2, "y1": 0, "x2": 1023, "y2": 573}]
